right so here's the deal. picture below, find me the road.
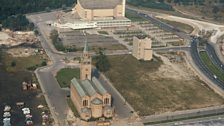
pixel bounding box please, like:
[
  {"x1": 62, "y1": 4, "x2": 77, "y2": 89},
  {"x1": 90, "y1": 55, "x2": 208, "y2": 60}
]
[
  {"x1": 126, "y1": 6, "x2": 224, "y2": 126},
  {"x1": 191, "y1": 39, "x2": 224, "y2": 89},
  {"x1": 126, "y1": 8, "x2": 192, "y2": 40},
  {"x1": 146, "y1": 114, "x2": 224, "y2": 126},
  {"x1": 27, "y1": 11, "x2": 136, "y2": 125},
  {"x1": 206, "y1": 43, "x2": 224, "y2": 72},
  {"x1": 27, "y1": 7, "x2": 224, "y2": 126}
]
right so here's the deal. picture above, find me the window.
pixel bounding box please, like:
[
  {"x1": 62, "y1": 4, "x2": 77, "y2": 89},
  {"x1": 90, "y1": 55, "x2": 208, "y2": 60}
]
[
  {"x1": 83, "y1": 100, "x2": 88, "y2": 107},
  {"x1": 104, "y1": 98, "x2": 109, "y2": 105}
]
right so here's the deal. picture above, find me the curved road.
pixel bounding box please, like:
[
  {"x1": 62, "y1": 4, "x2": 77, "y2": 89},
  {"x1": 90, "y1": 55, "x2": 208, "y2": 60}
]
[{"x1": 28, "y1": 8, "x2": 224, "y2": 126}]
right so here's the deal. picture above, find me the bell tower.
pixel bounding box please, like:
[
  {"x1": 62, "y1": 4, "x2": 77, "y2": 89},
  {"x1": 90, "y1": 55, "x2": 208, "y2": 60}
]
[{"x1": 80, "y1": 38, "x2": 92, "y2": 80}]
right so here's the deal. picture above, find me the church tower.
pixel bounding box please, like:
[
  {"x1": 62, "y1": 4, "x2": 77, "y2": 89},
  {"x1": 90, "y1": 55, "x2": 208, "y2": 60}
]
[{"x1": 80, "y1": 40, "x2": 92, "y2": 80}]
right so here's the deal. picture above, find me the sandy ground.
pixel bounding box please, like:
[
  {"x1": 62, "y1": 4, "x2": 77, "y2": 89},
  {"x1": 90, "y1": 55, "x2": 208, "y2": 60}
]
[
  {"x1": 7, "y1": 48, "x2": 37, "y2": 57},
  {"x1": 156, "y1": 15, "x2": 224, "y2": 43},
  {"x1": 0, "y1": 30, "x2": 38, "y2": 47},
  {"x1": 153, "y1": 53, "x2": 191, "y2": 80}
]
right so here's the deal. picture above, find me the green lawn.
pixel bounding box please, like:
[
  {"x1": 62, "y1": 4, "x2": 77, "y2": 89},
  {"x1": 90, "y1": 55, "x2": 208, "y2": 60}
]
[
  {"x1": 67, "y1": 99, "x2": 80, "y2": 117},
  {"x1": 158, "y1": 18, "x2": 194, "y2": 34},
  {"x1": 3, "y1": 54, "x2": 47, "y2": 72},
  {"x1": 97, "y1": 31, "x2": 109, "y2": 35},
  {"x1": 104, "y1": 55, "x2": 224, "y2": 116},
  {"x1": 125, "y1": 11, "x2": 147, "y2": 22},
  {"x1": 56, "y1": 68, "x2": 80, "y2": 88},
  {"x1": 200, "y1": 51, "x2": 224, "y2": 81}
]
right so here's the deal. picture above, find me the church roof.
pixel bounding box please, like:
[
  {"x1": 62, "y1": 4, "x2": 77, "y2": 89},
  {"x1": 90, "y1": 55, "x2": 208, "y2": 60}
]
[
  {"x1": 71, "y1": 77, "x2": 108, "y2": 97},
  {"x1": 79, "y1": 0, "x2": 122, "y2": 9},
  {"x1": 81, "y1": 80, "x2": 98, "y2": 96},
  {"x1": 71, "y1": 78, "x2": 87, "y2": 97},
  {"x1": 92, "y1": 77, "x2": 108, "y2": 95}
]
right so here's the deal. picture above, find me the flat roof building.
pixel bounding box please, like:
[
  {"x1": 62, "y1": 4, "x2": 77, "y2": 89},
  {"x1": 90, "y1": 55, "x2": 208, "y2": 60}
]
[{"x1": 132, "y1": 36, "x2": 153, "y2": 61}]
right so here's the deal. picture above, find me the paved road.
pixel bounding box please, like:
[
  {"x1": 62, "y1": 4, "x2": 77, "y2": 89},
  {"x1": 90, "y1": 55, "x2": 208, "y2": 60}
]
[
  {"x1": 191, "y1": 39, "x2": 224, "y2": 89},
  {"x1": 126, "y1": 8, "x2": 191, "y2": 40},
  {"x1": 147, "y1": 115, "x2": 224, "y2": 126},
  {"x1": 28, "y1": 8, "x2": 224, "y2": 126},
  {"x1": 206, "y1": 43, "x2": 224, "y2": 72},
  {"x1": 126, "y1": 6, "x2": 224, "y2": 125},
  {"x1": 27, "y1": 11, "x2": 135, "y2": 125}
]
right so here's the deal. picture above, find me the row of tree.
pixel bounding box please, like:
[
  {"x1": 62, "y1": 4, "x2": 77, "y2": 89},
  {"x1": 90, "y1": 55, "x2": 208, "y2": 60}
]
[{"x1": 0, "y1": 0, "x2": 76, "y2": 31}]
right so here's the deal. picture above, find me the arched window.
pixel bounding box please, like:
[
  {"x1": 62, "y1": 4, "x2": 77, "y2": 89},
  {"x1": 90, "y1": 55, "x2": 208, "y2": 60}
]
[
  {"x1": 104, "y1": 98, "x2": 109, "y2": 105},
  {"x1": 83, "y1": 100, "x2": 88, "y2": 107}
]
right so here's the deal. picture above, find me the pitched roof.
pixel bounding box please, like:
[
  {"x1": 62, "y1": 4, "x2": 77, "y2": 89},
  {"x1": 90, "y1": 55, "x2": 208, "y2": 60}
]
[
  {"x1": 92, "y1": 77, "x2": 108, "y2": 95},
  {"x1": 71, "y1": 78, "x2": 87, "y2": 97},
  {"x1": 79, "y1": 0, "x2": 122, "y2": 9},
  {"x1": 83, "y1": 39, "x2": 88, "y2": 53},
  {"x1": 71, "y1": 77, "x2": 108, "y2": 97},
  {"x1": 81, "y1": 80, "x2": 98, "y2": 96}
]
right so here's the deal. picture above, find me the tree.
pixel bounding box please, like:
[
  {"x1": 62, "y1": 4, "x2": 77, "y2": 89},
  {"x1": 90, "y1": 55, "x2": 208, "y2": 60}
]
[
  {"x1": 50, "y1": 29, "x2": 59, "y2": 43},
  {"x1": 34, "y1": 29, "x2": 39, "y2": 36},
  {"x1": 41, "y1": 61, "x2": 47, "y2": 66},
  {"x1": 95, "y1": 49, "x2": 110, "y2": 72},
  {"x1": 212, "y1": 6, "x2": 220, "y2": 14},
  {"x1": 11, "y1": 60, "x2": 16, "y2": 67}
]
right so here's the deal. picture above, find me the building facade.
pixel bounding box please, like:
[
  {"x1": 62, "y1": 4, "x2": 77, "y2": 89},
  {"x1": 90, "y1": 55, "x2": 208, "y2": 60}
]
[
  {"x1": 132, "y1": 36, "x2": 153, "y2": 61},
  {"x1": 73, "y1": 0, "x2": 126, "y2": 20},
  {"x1": 70, "y1": 42, "x2": 113, "y2": 120},
  {"x1": 80, "y1": 41, "x2": 92, "y2": 80},
  {"x1": 53, "y1": 0, "x2": 131, "y2": 29}
]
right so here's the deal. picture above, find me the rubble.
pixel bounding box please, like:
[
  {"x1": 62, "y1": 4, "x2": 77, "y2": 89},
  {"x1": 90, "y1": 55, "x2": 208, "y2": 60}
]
[{"x1": 0, "y1": 29, "x2": 38, "y2": 47}]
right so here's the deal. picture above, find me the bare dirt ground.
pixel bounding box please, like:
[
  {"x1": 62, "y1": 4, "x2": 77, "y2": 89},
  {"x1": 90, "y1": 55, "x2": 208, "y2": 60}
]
[
  {"x1": 105, "y1": 54, "x2": 224, "y2": 116},
  {"x1": 7, "y1": 48, "x2": 37, "y2": 57},
  {"x1": 156, "y1": 14, "x2": 224, "y2": 44},
  {"x1": 0, "y1": 30, "x2": 38, "y2": 47}
]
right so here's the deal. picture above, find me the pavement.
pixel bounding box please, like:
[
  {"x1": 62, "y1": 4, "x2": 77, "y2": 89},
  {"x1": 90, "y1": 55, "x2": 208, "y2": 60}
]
[
  {"x1": 146, "y1": 115, "x2": 224, "y2": 126},
  {"x1": 27, "y1": 11, "x2": 136, "y2": 126},
  {"x1": 127, "y1": 6, "x2": 224, "y2": 126},
  {"x1": 27, "y1": 7, "x2": 224, "y2": 126}
]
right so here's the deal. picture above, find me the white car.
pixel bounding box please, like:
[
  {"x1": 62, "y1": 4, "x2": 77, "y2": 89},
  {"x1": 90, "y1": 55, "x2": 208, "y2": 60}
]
[
  {"x1": 214, "y1": 75, "x2": 217, "y2": 79},
  {"x1": 3, "y1": 112, "x2": 11, "y2": 118}
]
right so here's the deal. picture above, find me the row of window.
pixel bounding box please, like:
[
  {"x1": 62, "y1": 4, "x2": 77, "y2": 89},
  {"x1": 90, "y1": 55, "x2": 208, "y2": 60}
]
[{"x1": 82, "y1": 98, "x2": 110, "y2": 107}]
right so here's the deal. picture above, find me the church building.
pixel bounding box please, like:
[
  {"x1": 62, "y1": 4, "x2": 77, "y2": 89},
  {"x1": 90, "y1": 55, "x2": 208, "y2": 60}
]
[{"x1": 70, "y1": 41, "x2": 114, "y2": 120}]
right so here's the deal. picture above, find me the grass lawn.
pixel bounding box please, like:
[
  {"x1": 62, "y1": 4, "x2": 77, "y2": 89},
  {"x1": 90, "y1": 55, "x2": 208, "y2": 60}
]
[
  {"x1": 104, "y1": 55, "x2": 224, "y2": 116},
  {"x1": 91, "y1": 44, "x2": 127, "y2": 51},
  {"x1": 67, "y1": 99, "x2": 80, "y2": 117},
  {"x1": 97, "y1": 31, "x2": 109, "y2": 35},
  {"x1": 3, "y1": 54, "x2": 47, "y2": 72},
  {"x1": 157, "y1": 18, "x2": 194, "y2": 34},
  {"x1": 125, "y1": 11, "x2": 147, "y2": 22},
  {"x1": 56, "y1": 68, "x2": 80, "y2": 88},
  {"x1": 0, "y1": 52, "x2": 52, "y2": 125},
  {"x1": 200, "y1": 51, "x2": 224, "y2": 81}
]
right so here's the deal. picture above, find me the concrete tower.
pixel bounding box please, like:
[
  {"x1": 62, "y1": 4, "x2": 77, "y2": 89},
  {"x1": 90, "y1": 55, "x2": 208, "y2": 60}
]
[
  {"x1": 122, "y1": 0, "x2": 126, "y2": 17},
  {"x1": 80, "y1": 39, "x2": 92, "y2": 80}
]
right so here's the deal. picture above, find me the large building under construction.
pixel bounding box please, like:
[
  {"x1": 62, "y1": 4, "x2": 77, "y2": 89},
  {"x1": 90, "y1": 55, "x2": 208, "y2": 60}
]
[{"x1": 53, "y1": 0, "x2": 131, "y2": 29}]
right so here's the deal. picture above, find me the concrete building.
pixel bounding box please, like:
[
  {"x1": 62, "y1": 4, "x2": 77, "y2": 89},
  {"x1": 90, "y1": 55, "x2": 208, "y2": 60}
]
[
  {"x1": 132, "y1": 36, "x2": 153, "y2": 61},
  {"x1": 70, "y1": 41, "x2": 113, "y2": 120},
  {"x1": 53, "y1": 0, "x2": 131, "y2": 29},
  {"x1": 73, "y1": 0, "x2": 126, "y2": 20}
]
